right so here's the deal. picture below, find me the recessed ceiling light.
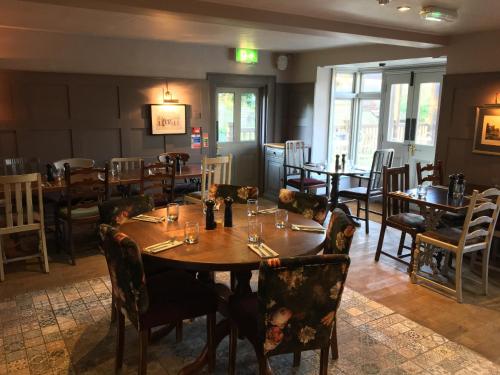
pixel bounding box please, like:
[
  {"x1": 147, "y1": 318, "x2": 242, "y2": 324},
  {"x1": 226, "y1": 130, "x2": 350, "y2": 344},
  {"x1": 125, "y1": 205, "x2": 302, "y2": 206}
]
[
  {"x1": 420, "y1": 6, "x2": 458, "y2": 22},
  {"x1": 397, "y1": 6, "x2": 411, "y2": 12}
]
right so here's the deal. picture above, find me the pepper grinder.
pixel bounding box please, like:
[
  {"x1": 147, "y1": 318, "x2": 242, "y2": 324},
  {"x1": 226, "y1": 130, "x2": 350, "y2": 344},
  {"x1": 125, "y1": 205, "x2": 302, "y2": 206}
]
[
  {"x1": 46, "y1": 164, "x2": 54, "y2": 182},
  {"x1": 335, "y1": 154, "x2": 340, "y2": 171},
  {"x1": 341, "y1": 154, "x2": 346, "y2": 170},
  {"x1": 205, "y1": 199, "x2": 217, "y2": 230},
  {"x1": 224, "y1": 197, "x2": 233, "y2": 227}
]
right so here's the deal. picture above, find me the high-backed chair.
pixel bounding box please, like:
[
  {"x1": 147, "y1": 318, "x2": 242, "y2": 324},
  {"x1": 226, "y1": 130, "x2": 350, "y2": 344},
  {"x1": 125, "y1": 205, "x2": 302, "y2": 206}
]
[
  {"x1": 185, "y1": 154, "x2": 232, "y2": 204},
  {"x1": 139, "y1": 160, "x2": 175, "y2": 207},
  {"x1": 158, "y1": 153, "x2": 198, "y2": 196},
  {"x1": 324, "y1": 208, "x2": 356, "y2": 255},
  {"x1": 283, "y1": 140, "x2": 326, "y2": 194},
  {"x1": 278, "y1": 188, "x2": 329, "y2": 225},
  {"x1": 208, "y1": 184, "x2": 258, "y2": 204},
  {"x1": 3, "y1": 157, "x2": 40, "y2": 176},
  {"x1": 0, "y1": 173, "x2": 49, "y2": 281},
  {"x1": 412, "y1": 188, "x2": 500, "y2": 302},
  {"x1": 228, "y1": 255, "x2": 350, "y2": 375},
  {"x1": 374, "y1": 164, "x2": 425, "y2": 269},
  {"x1": 337, "y1": 149, "x2": 394, "y2": 234},
  {"x1": 99, "y1": 225, "x2": 217, "y2": 375},
  {"x1": 416, "y1": 160, "x2": 444, "y2": 186},
  {"x1": 56, "y1": 163, "x2": 109, "y2": 265},
  {"x1": 53, "y1": 158, "x2": 95, "y2": 170}
]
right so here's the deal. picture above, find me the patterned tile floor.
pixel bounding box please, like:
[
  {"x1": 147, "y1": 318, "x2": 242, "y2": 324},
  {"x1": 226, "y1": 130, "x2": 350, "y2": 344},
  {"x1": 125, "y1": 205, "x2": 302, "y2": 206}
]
[{"x1": 0, "y1": 276, "x2": 499, "y2": 375}]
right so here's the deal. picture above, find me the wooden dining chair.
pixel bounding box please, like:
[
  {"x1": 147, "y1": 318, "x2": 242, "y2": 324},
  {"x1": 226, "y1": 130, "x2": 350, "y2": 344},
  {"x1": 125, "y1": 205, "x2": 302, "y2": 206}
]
[
  {"x1": 139, "y1": 160, "x2": 176, "y2": 207},
  {"x1": 337, "y1": 149, "x2": 394, "y2": 234},
  {"x1": 56, "y1": 163, "x2": 109, "y2": 265},
  {"x1": 283, "y1": 140, "x2": 326, "y2": 194},
  {"x1": 99, "y1": 224, "x2": 217, "y2": 375},
  {"x1": 158, "y1": 152, "x2": 190, "y2": 165},
  {"x1": 208, "y1": 184, "x2": 258, "y2": 204},
  {"x1": 0, "y1": 173, "x2": 49, "y2": 281},
  {"x1": 416, "y1": 160, "x2": 444, "y2": 186},
  {"x1": 53, "y1": 158, "x2": 95, "y2": 170},
  {"x1": 228, "y1": 254, "x2": 350, "y2": 375},
  {"x1": 374, "y1": 164, "x2": 426, "y2": 269},
  {"x1": 3, "y1": 157, "x2": 40, "y2": 176},
  {"x1": 278, "y1": 188, "x2": 328, "y2": 225},
  {"x1": 185, "y1": 154, "x2": 232, "y2": 204},
  {"x1": 158, "y1": 152, "x2": 198, "y2": 196},
  {"x1": 412, "y1": 188, "x2": 500, "y2": 302}
]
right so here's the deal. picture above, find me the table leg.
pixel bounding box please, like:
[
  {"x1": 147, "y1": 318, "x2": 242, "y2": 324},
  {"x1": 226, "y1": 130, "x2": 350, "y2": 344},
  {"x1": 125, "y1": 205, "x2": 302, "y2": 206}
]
[
  {"x1": 329, "y1": 174, "x2": 361, "y2": 227},
  {"x1": 414, "y1": 206, "x2": 446, "y2": 275}
]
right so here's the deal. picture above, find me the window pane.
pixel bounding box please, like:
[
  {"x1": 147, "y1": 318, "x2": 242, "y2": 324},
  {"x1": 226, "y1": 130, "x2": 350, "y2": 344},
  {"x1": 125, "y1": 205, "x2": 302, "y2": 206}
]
[
  {"x1": 387, "y1": 84, "x2": 409, "y2": 143},
  {"x1": 361, "y1": 73, "x2": 382, "y2": 92},
  {"x1": 330, "y1": 100, "x2": 353, "y2": 159},
  {"x1": 415, "y1": 82, "x2": 441, "y2": 146},
  {"x1": 334, "y1": 73, "x2": 354, "y2": 93},
  {"x1": 356, "y1": 100, "x2": 380, "y2": 168},
  {"x1": 217, "y1": 92, "x2": 234, "y2": 142},
  {"x1": 240, "y1": 93, "x2": 256, "y2": 141}
]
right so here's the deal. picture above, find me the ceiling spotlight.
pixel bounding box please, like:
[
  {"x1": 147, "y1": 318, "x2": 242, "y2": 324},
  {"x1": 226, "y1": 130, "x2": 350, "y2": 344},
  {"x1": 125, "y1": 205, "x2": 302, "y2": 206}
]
[
  {"x1": 377, "y1": 0, "x2": 390, "y2": 5},
  {"x1": 397, "y1": 6, "x2": 411, "y2": 12},
  {"x1": 420, "y1": 6, "x2": 458, "y2": 22}
]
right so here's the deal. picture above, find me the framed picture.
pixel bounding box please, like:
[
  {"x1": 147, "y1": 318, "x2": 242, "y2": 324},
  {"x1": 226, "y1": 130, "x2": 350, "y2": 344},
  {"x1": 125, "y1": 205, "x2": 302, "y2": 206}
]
[
  {"x1": 150, "y1": 104, "x2": 187, "y2": 135},
  {"x1": 473, "y1": 105, "x2": 500, "y2": 156}
]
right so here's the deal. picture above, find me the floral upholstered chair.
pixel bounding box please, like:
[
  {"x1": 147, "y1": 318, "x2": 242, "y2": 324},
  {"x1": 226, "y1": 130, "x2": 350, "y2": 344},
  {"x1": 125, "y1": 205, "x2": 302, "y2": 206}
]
[
  {"x1": 98, "y1": 195, "x2": 154, "y2": 226},
  {"x1": 208, "y1": 184, "x2": 259, "y2": 204},
  {"x1": 324, "y1": 209, "x2": 356, "y2": 255},
  {"x1": 99, "y1": 224, "x2": 217, "y2": 374},
  {"x1": 228, "y1": 254, "x2": 350, "y2": 375},
  {"x1": 278, "y1": 188, "x2": 328, "y2": 225}
]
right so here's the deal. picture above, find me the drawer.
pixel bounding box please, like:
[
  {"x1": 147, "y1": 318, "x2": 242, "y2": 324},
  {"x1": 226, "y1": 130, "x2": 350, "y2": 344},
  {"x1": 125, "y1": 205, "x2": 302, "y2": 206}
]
[{"x1": 265, "y1": 147, "x2": 284, "y2": 160}]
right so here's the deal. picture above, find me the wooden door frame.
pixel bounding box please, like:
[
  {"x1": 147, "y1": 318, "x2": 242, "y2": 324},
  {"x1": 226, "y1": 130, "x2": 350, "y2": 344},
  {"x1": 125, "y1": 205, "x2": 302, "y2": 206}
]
[{"x1": 207, "y1": 73, "x2": 276, "y2": 193}]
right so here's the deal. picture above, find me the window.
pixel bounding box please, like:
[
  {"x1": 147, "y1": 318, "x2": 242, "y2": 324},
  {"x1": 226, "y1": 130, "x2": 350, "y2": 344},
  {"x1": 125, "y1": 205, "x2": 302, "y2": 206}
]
[
  {"x1": 217, "y1": 92, "x2": 234, "y2": 142},
  {"x1": 415, "y1": 82, "x2": 441, "y2": 146},
  {"x1": 240, "y1": 92, "x2": 257, "y2": 141},
  {"x1": 329, "y1": 71, "x2": 382, "y2": 169}
]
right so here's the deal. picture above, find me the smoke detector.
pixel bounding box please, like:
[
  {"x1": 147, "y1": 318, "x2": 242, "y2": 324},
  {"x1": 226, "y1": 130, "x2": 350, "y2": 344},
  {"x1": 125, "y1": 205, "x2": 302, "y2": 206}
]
[{"x1": 420, "y1": 6, "x2": 458, "y2": 22}]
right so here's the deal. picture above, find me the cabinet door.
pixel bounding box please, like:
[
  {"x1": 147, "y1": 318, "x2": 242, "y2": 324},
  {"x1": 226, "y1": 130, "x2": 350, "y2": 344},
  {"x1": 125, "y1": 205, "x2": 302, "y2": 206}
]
[{"x1": 265, "y1": 157, "x2": 283, "y2": 200}]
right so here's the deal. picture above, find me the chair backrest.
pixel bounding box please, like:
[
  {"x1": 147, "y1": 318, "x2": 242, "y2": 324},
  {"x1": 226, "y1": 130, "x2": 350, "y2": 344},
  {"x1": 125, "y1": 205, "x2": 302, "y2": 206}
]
[
  {"x1": 110, "y1": 157, "x2": 143, "y2": 173},
  {"x1": 458, "y1": 188, "x2": 500, "y2": 250},
  {"x1": 99, "y1": 195, "x2": 154, "y2": 226},
  {"x1": 208, "y1": 184, "x2": 258, "y2": 204},
  {"x1": 99, "y1": 224, "x2": 148, "y2": 327},
  {"x1": 278, "y1": 189, "x2": 328, "y2": 225},
  {"x1": 416, "y1": 160, "x2": 443, "y2": 186},
  {"x1": 367, "y1": 149, "x2": 394, "y2": 192},
  {"x1": 200, "y1": 155, "x2": 232, "y2": 200},
  {"x1": 324, "y1": 209, "x2": 356, "y2": 254},
  {"x1": 284, "y1": 140, "x2": 308, "y2": 176},
  {"x1": 62, "y1": 163, "x2": 109, "y2": 219},
  {"x1": 257, "y1": 254, "x2": 350, "y2": 356},
  {"x1": 158, "y1": 152, "x2": 190, "y2": 165},
  {"x1": 382, "y1": 164, "x2": 410, "y2": 218},
  {"x1": 54, "y1": 158, "x2": 95, "y2": 170},
  {"x1": 0, "y1": 173, "x2": 44, "y2": 232},
  {"x1": 3, "y1": 158, "x2": 40, "y2": 176},
  {"x1": 140, "y1": 160, "x2": 176, "y2": 205}
]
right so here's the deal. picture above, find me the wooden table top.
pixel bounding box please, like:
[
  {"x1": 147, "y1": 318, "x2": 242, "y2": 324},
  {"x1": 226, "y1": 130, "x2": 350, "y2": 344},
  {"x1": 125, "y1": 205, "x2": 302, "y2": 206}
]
[
  {"x1": 303, "y1": 163, "x2": 368, "y2": 177},
  {"x1": 389, "y1": 186, "x2": 471, "y2": 213},
  {"x1": 119, "y1": 204, "x2": 326, "y2": 272}
]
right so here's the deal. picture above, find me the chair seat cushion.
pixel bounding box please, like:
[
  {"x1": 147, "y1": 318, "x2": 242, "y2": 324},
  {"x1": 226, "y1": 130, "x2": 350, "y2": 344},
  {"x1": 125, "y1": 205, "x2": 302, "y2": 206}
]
[
  {"x1": 140, "y1": 270, "x2": 217, "y2": 328},
  {"x1": 338, "y1": 186, "x2": 382, "y2": 198},
  {"x1": 387, "y1": 213, "x2": 425, "y2": 231},
  {"x1": 421, "y1": 227, "x2": 484, "y2": 246},
  {"x1": 228, "y1": 292, "x2": 258, "y2": 340},
  {"x1": 440, "y1": 212, "x2": 466, "y2": 227},
  {"x1": 288, "y1": 178, "x2": 326, "y2": 188},
  {"x1": 59, "y1": 206, "x2": 99, "y2": 219}
]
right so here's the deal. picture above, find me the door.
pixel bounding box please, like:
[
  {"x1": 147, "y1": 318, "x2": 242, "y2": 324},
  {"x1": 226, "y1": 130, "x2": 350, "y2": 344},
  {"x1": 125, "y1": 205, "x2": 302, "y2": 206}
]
[
  {"x1": 380, "y1": 69, "x2": 443, "y2": 186},
  {"x1": 216, "y1": 87, "x2": 260, "y2": 186}
]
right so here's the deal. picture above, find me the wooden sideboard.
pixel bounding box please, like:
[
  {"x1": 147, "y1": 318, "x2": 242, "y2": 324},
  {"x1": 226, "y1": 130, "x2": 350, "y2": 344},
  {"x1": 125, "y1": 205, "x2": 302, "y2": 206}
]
[{"x1": 263, "y1": 144, "x2": 284, "y2": 200}]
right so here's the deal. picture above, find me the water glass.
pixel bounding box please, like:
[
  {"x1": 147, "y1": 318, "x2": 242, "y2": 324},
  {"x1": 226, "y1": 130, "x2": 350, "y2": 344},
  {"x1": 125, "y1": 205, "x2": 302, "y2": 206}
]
[
  {"x1": 184, "y1": 222, "x2": 199, "y2": 244},
  {"x1": 167, "y1": 203, "x2": 179, "y2": 222},
  {"x1": 416, "y1": 185, "x2": 428, "y2": 199},
  {"x1": 453, "y1": 181, "x2": 466, "y2": 200},
  {"x1": 275, "y1": 209, "x2": 288, "y2": 229},
  {"x1": 247, "y1": 199, "x2": 258, "y2": 216},
  {"x1": 248, "y1": 221, "x2": 262, "y2": 244}
]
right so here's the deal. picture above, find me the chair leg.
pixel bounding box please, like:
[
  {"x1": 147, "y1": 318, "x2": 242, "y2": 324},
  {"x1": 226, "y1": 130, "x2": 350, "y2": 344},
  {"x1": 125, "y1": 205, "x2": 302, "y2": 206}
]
[
  {"x1": 39, "y1": 229, "x2": 49, "y2": 274},
  {"x1": 175, "y1": 321, "x2": 183, "y2": 343},
  {"x1": 455, "y1": 253, "x2": 464, "y2": 303},
  {"x1": 356, "y1": 200, "x2": 361, "y2": 218},
  {"x1": 397, "y1": 232, "x2": 406, "y2": 256},
  {"x1": 0, "y1": 236, "x2": 5, "y2": 282},
  {"x1": 330, "y1": 320, "x2": 339, "y2": 360},
  {"x1": 374, "y1": 222, "x2": 387, "y2": 261},
  {"x1": 139, "y1": 329, "x2": 149, "y2": 375},
  {"x1": 293, "y1": 351, "x2": 301, "y2": 367},
  {"x1": 365, "y1": 199, "x2": 370, "y2": 234},
  {"x1": 110, "y1": 293, "x2": 117, "y2": 323},
  {"x1": 228, "y1": 323, "x2": 238, "y2": 375},
  {"x1": 207, "y1": 313, "x2": 216, "y2": 373},
  {"x1": 411, "y1": 238, "x2": 420, "y2": 283},
  {"x1": 481, "y1": 249, "x2": 490, "y2": 296},
  {"x1": 319, "y1": 347, "x2": 329, "y2": 375},
  {"x1": 67, "y1": 221, "x2": 76, "y2": 266},
  {"x1": 115, "y1": 307, "x2": 125, "y2": 372}
]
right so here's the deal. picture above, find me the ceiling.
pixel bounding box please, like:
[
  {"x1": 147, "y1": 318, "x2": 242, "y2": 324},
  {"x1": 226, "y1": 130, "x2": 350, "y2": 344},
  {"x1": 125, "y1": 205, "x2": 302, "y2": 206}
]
[{"x1": 2, "y1": 0, "x2": 499, "y2": 52}]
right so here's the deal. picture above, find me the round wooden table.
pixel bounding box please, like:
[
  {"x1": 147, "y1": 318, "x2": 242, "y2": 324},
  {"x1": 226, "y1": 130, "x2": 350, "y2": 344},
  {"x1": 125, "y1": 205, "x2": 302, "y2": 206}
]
[{"x1": 119, "y1": 204, "x2": 326, "y2": 374}]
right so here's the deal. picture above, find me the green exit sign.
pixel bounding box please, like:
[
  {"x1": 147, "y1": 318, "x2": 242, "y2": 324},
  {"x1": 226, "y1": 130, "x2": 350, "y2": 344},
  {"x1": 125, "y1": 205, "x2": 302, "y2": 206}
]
[{"x1": 235, "y1": 48, "x2": 259, "y2": 64}]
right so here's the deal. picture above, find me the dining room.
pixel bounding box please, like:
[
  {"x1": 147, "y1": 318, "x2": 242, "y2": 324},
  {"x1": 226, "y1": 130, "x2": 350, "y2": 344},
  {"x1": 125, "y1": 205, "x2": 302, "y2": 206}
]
[{"x1": 1, "y1": 1, "x2": 500, "y2": 374}]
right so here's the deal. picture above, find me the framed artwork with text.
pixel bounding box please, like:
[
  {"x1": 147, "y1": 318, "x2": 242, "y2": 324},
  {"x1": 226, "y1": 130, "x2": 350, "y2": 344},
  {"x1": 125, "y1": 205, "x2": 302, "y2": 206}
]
[{"x1": 150, "y1": 104, "x2": 187, "y2": 135}]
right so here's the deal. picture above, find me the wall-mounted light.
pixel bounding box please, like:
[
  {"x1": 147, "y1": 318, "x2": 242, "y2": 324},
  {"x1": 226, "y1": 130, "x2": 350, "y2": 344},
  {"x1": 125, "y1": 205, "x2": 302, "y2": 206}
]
[{"x1": 163, "y1": 81, "x2": 179, "y2": 103}]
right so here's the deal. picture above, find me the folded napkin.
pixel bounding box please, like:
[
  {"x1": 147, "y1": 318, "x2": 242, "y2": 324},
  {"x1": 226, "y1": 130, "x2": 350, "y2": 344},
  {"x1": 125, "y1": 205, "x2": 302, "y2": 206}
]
[
  {"x1": 144, "y1": 239, "x2": 183, "y2": 254},
  {"x1": 291, "y1": 224, "x2": 325, "y2": 233},
  {"x1": 132, "y1": 214, "x2": 165, "y2": 223},
  {"x1": 248, "y1": 243, "x2": 279, "y2": 258},
  {"x1": 258, "y1": 207, "x2": 279, "y2": 214}
]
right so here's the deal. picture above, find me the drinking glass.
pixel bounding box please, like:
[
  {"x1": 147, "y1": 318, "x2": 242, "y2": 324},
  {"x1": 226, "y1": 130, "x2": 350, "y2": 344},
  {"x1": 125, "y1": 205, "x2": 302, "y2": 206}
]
[
  {"x1": 275, "y1": 209, "x2": 288, "y2": 229},
  {"x1": 184, "y1": 222, "x2": 199, "y2": 244},
  {"x1": 248, "y1": 221, "x2": 262, "y2": 244},
  {"x1": 247, "y1": 199, "x2": 258, "y2": 216},
  {"x1": 167, "y1": 203, "x2": 179, "y2": 222},
  {"x1": 453, "y1": 181, "x2": 466, "y2": 200},
  {"x1": 416, "y1": 185, "x2": 428, "y2": 199}
]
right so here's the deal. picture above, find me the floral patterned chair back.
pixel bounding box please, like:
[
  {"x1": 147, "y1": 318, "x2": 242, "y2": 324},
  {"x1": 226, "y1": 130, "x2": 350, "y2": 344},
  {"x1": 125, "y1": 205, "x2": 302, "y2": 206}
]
[
  {"x1": 99, "y1": 224, "x2": 149, "y2": 328},
  {"x1": 208, "y1": 184, "x2": 259, "y2": 204},
  {"x1": 99, "y1": 195, "x2": 154, "y2": 226},
  {"x1": 278, "y1": 188, "x2": 328, "y2": 225},
  {"x1": 325, "y1": 209, "x2": 356, "y2": 254},
  {"x1": 257, "y1": 254, "x2": 350, "y2": 356}
]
